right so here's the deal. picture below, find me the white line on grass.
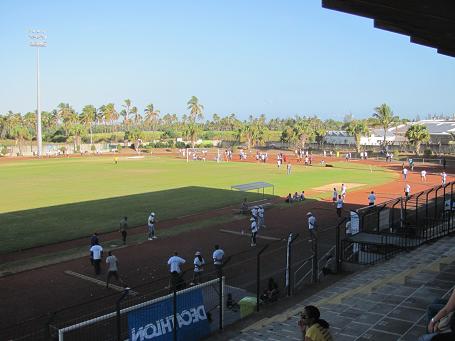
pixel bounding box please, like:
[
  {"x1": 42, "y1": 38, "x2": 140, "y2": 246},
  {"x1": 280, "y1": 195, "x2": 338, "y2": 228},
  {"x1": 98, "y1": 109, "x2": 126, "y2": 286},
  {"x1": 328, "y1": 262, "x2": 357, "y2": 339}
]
[
  {"x1": 219, "y1": 229, "x2": 283, "y2": 241},
  {"x1": 64, "y1": 270, "x2": 138, "y2": 295}
]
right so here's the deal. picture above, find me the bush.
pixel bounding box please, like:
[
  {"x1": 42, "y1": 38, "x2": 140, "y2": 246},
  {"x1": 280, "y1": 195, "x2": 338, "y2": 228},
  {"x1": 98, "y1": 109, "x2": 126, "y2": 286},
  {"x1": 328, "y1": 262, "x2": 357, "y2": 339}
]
[
  {"x1": 175, "y1": 141, "x2": 186, "y2": 148},
  {"x1": 90, "y1": 144, "x2": 96, "y2": 152},
  {"x1": 424, "y1": 149, "x2": 432, "y2": 156},
  {"x1": 198, "y1": 142, "x2": 213, "y2": 148},
  {"x1": 117, "y1": 145, "x2": 122, "y2": 152},
  {"x1": 393, "y1": 150, "x2": 400, "y2": 159},
  {"x1": 0, "y1": 145, "x2": 7, "y2": 156}
]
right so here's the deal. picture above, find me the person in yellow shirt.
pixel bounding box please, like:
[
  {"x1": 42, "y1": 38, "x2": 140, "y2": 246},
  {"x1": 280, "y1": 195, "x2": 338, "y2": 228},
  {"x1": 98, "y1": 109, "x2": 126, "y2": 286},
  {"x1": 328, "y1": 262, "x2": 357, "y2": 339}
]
[{"x1": 298, "y1": 305, "x2": 333, "y2": 341}]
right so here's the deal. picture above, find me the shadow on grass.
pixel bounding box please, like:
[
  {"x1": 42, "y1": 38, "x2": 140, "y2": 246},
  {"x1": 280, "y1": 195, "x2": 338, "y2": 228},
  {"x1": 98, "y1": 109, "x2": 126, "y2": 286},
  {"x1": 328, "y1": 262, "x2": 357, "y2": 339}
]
[{"x1": 0, "y1": 186, "x2": 276, "y2": 253}]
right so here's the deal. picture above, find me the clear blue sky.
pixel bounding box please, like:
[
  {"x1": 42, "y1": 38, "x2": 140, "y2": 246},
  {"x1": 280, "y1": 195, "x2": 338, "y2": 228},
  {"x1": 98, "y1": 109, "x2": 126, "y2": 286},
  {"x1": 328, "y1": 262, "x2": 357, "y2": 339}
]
[{"x1": 1, "y1": 0, "x2": 454, "y2": 121}]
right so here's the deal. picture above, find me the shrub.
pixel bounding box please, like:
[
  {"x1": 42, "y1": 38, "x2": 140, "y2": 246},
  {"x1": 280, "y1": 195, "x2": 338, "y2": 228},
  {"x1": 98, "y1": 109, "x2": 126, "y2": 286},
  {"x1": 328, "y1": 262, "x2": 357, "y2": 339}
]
[
  {"x1": 424, "y1": 149, "x2": 432, "y2": 156},
  {"x1": 90, "y1": 144, "x2": 96, "y2": 152},
  {"x1": 393, "y1": 150, "x2": 400, "y2": 159},
  {"x1": 175, "y1": 141, "x2": 186, "y2": 148},
  {"x1": 0, "y1": 145, "x2": 7, "y2": 156},
  {"x1": 117, "y1": 145, "x2": 122, "y2": 152}
]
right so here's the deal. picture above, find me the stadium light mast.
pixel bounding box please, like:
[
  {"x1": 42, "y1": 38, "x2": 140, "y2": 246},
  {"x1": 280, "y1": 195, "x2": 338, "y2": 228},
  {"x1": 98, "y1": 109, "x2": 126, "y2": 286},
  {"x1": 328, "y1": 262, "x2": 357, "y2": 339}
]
[{"x1": 29, "y1": 30, "x2": 47, "y2": 157}]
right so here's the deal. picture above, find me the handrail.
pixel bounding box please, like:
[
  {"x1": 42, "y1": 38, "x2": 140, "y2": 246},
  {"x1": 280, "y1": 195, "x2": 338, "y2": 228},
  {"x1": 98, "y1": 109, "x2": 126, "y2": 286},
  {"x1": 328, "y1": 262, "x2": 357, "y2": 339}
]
[{"x1": 293, "y1": 255, "x2": 314, "y2": 289}]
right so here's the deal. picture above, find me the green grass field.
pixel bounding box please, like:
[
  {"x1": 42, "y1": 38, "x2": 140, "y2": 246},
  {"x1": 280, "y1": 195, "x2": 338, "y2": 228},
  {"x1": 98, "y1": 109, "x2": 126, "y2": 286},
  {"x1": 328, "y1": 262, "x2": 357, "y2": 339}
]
[{"x1": 0, "y1": 156, "x2": 395, "y2": 253}]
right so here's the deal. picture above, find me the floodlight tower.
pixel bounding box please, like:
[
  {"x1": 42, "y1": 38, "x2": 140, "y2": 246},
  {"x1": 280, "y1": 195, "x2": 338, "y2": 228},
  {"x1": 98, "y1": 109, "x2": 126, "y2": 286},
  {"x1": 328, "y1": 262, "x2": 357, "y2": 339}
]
[{"x1": 29, "y1": 30, "x2": 47, "y2": 157}]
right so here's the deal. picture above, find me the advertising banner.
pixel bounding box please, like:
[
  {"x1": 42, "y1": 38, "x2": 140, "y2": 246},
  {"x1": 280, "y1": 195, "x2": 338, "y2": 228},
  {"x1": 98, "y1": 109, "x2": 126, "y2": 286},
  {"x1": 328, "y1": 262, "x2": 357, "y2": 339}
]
[{"x1": 128, "y1": 288, "x2": 210, "y2": 341}]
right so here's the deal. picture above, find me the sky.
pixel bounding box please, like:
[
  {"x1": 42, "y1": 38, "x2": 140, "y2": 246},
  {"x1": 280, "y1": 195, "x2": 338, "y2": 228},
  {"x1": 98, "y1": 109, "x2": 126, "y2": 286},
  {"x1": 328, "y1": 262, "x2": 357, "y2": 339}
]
[{"x1": 1, "y1": 0, "x2": 454, "y2": 121}]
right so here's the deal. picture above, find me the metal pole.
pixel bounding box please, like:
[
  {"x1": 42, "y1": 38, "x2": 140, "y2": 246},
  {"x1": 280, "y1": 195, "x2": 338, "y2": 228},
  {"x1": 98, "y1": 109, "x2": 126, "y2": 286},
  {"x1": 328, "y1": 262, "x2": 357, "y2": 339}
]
[
  {"x1": 116, "y1": 287, "x2": 130, "y2": 341},
  {"x1": 336, "y1": 217, "x2": 348, "y2": 273},
  {"x1": 36, "y1": 47, "x2": 42, "y2": 157},
  {"x1": 286, "y1": 233, "x2": 299, "y2": 296},
  {"x1": 256, "y1": 244, "x2": 269, "y2": 312}
]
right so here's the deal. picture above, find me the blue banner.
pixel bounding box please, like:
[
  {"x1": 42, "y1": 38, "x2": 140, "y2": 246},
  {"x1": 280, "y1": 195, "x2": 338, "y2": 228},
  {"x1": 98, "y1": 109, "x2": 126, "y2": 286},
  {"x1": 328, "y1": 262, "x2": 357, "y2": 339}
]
[{"x1": 128, "y1": 288, "x2": 210, "y2": 341}]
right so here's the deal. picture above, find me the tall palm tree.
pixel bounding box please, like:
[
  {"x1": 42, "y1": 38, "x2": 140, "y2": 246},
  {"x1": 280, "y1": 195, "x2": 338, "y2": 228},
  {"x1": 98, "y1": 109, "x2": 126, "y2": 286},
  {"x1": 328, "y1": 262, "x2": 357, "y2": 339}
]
[
  {"x1": 80, "y1": 105, "x2": 96, "y2": 144},
  {"x1": 405, "y1": 124, "x2": 430, "y2": 155},
  {"x1": 373, "y1": 103, "x2": 399, "y2": 146},
  {"x1": 346, "y1": 120, "x2": 369, "y2": 152},
  {"x1": 100, "y1": 103, "x2": 118, "y2": 132},
  {"x1": 144, "y1": 104, "x2": 160, "y2": 130},
  {"x1": 5, "y1": 112, "x2": 28, "y2": 155},
  {"x1": 187, "y1": 96, "x2": 204, "y2": 122},
  {"x1": 121, "y1": 99, "x2": 134, "y2": 128}
]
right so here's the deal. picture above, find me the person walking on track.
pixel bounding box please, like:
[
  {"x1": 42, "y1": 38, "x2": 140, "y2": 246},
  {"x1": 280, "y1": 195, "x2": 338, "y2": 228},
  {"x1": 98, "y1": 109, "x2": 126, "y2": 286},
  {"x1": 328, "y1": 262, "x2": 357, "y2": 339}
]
[
  {"x1": 119, "y1": 216, "x2": 128, "y2": 245},
  {"x1": 147, "y1": 212, "x2": 157, "y2": 240},
  {"x1": 250, "y1": 217, "x2": 258, "y2": 247},
  {"x1": 106, "y1": 251, "x2": 124, "y2": 288},
  {"x1": 90, "y1": 241, "x2": 103, "y2": 275},
  {"x1": 307, "y1": 212, "x2": 317, "y2": 241}
]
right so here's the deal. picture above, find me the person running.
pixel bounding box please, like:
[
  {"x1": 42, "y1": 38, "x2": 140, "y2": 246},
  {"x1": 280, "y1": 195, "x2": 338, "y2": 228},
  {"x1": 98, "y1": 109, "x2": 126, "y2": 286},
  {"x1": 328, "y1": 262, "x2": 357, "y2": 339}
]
[
  {"x1": 119, "y1": 216, "x2": 128, "y2": 245},
  {"x1": 368, "y1": 191, "x2": 376, "y2": 206},
  {"x1": 147, "y1": 212, "x2": 157, "y2": 240},
  {"x1": 106, "y1": 251, "x2": 124, "y2": 289}
]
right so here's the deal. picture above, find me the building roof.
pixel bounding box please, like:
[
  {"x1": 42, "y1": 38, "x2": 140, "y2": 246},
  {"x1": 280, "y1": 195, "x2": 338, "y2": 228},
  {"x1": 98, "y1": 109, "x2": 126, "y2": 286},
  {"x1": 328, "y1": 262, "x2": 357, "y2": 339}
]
[{"x1": 322, "y1": 0, "x2": 455, "y2": 58}]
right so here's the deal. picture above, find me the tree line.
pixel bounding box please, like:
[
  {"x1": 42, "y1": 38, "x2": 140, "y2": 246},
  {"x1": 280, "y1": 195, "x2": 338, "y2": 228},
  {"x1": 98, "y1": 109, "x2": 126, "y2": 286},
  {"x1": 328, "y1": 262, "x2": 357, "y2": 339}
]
[{"x1": 0, "y1": 97, "x2": 431, "y2": 154}]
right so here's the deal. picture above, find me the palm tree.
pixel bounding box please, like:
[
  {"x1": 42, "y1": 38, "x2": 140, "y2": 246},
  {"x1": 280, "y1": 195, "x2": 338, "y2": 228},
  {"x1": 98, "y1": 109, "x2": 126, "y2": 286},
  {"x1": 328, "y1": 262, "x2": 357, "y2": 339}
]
[
  {"x1": 373, "y1": 103, "x2": 399, "y2": 146},
  {"x1": 144, "y1": 104, "x2": 160, "y2": 130},
  {"x1": 23, "y1": 112, "x2": 37, "y2": 152},
  {"x1": 187, "y1": 96, "x2": 204, "y2": 122},
  {"x1": 183, "y1": 122, "x2": 202, "y2": 147},
  {"x1": 121, "y1": 99, "x2": 133, "y2": 128},
  {"x1": 131, "y1": 106, "x2": 141, "y2": 127},
  {"x1": 80, "y1": 105, "x2": 96, "y2": 144},
  {"x1": 405, "y1": 124, "x2": 430, "y2": 155},
  {"x1": 5, "y1": 112, "x2": 29, "y2": 155},
  {"x1": 100, "y1": 103, "x2": 118, "y2": 132},
  {"x1": 57, "y1": 103, "x2": 77, "y2": 137},
  {"x1": 346, "y1": 120, "x2": 369, "y2": 152}
]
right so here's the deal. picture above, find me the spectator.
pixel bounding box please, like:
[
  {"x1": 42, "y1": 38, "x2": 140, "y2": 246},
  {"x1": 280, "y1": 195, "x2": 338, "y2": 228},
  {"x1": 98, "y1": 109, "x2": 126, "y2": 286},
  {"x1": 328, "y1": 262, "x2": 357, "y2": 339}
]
[
  {"x1": 293, "y1": 192, "x2": 300, "y2": 202},
  {"x1": 418, "y1": 288, "x2": 455, "y2": 341},
  {"x1": 298, "y1": 305, "x2": 333, "y2": 341},
  {"x1": 105, "y1": 251, "x2": 124, "y2": 289},
  {"x1": 300, "y1": 191, "x2": 306, "y2": 201},
  {"x1": 119, "y1": 216, "x2": 128, "y2": 245},
  {"x1": 90, "y1": 242, "x2": 103, "y2": 275},
  {"x1": 260, "y1": 277, "x2": 279, "y2": 303},
  {"x1": 213, "y1": 244, "x2": 224, "y2": 276},
  {"x1": 191, "y1": 251, "x2": 205, "y2": 285},
  {"x1": 368, "y1": 191, "x2": 376, "y2": 206},
  {"x1": 167, "y1": 251, "x2": 186, "y2": 290}
]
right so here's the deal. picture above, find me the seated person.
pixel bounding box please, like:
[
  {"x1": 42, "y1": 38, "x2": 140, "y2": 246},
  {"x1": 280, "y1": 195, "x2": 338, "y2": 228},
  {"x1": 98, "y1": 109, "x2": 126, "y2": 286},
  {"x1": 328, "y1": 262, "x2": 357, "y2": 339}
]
[
  {"x1": 260, "y1": 277, "x2": 279, "y2": 303},
  {"x1": 226, "y1": 293, "x2": 239, "y2": 312},
  {"x1": 285, "y1": 193, "x2": 292, "y2": 203},
  {"x1": 293, "y1": 192, "x2": 300, "y2": 202},
  {"x1": 418, "y1": 288, "x2": 455, "y2": 341},
  {"x1": 300, "y1": 191, "x2": 306, "y2": 201}
]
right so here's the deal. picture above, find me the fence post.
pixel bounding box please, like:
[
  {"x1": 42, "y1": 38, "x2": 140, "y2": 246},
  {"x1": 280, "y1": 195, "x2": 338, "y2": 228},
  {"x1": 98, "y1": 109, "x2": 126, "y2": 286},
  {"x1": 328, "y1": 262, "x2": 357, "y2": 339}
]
[
  {"x1": 415, "y1": 191, "x2": 424, "y2": 239},
  {"x1": 256, "y1": 244, "x2": 269, "y2": 312},
  {"x1": 116, "y1": 287, "x2": 130, "y2": 341},
  {"x1": 311, "y1": 236, "x2": 318, "y2": 283},
  {"x1": 336, "y1": 217, "x2": 348, "y2": 273},
  {"x1": 286, "y1": 233, "x2": 299, "y2": 296},
  {"x1": 218, "y1": 256, "x2": 231, "y2": 331}
]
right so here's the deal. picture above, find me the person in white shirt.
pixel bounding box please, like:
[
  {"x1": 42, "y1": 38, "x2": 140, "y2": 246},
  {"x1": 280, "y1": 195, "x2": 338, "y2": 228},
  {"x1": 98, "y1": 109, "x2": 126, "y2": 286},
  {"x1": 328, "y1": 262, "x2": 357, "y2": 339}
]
[
  {"x1": 250, "y1": 217, "x2": 258, "y2": 247},
  {"x1": 341, "y1": 184, "x2": 347, "y2": 199},
  {"x1": 213, "y1": 244, "x2": 225, "y2": 276},
  {"x1": 147, "y1": 212, "x2": 157, "y2": 240},
  {"x1": 336, "y1": 195, "x2": 343, "y2": 217},
  {"x1": 405, "y1": 184, "x2": 411, "y2": 199},
  {"x1": 168, "y1": 252, "x2": 186, "y2": 289},
  {"x1": 258, "y1": 206, "x2": 265, "y2": 228},
  {"x1": 191, "y1": 251, "x2": 205, "y2": 285},
  {"x1": 403, "y1": 167, "x2": 408, "y2": 181},
  {"x1": 421, "y1": 170, "x2": 427, "y2": 182},
  {"x1": 307, "y1": 212, "x2": 317, "y2": 241},
  {"x1": 90, "y1": 242, "x2": 103, "y2": 275},
  {"x1": 368, "y1": 191, "x2": 376, "y2": 206},
  {"x1": 441, "y1": 172, "x2": 447, "y2": 185}
]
